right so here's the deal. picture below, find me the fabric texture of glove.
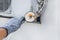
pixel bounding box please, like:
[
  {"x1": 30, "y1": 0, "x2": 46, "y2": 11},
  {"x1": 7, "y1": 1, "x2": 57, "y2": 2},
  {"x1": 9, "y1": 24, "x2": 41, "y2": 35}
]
[{"x1": 0, "y1": 17, "x2": 25, "y2": 35}]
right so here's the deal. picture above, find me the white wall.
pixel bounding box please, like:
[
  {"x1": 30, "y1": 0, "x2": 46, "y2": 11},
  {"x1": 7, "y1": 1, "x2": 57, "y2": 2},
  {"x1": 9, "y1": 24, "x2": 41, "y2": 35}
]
[
  {"x1": 11, "y1": 0, "x2": 31, "y2": 18},
  {"x1": 58, "y1": 0, "x2": 60, "y2": 40},
  {"x1": 4, "y1": 0, "x2": 58, "y2": 40}
]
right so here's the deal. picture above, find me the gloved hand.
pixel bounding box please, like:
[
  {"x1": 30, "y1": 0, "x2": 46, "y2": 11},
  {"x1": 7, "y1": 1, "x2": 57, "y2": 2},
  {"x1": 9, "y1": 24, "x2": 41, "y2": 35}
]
[{"x1": 0, "y1": 17, "x2": 25, "y2": 39}]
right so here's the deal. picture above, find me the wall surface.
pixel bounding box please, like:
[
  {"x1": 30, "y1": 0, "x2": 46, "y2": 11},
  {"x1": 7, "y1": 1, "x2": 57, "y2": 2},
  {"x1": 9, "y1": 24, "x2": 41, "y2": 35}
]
[
  {"x1": 3, "y1": 0, "x2": 59, "y2": 40},
  {"x1": 58, "y1": 0, "x2": 60, "y2": 40},
  {"x1": 11, "y1": 0, "x2": 31, "y2": 18}
]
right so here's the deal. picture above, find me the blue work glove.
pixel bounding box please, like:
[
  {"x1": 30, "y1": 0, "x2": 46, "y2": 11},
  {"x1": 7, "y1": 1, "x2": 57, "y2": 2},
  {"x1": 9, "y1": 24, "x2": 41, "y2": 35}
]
[{"x1": 0, "y1": 17, "x2": 25, "y2": 36}]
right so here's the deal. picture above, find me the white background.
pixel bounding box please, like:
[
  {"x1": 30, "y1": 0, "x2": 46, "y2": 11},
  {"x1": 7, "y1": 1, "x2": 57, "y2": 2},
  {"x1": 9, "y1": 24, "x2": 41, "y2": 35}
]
[{"x1": 1, "y1": 0, "x2": 59, "y2": 40}]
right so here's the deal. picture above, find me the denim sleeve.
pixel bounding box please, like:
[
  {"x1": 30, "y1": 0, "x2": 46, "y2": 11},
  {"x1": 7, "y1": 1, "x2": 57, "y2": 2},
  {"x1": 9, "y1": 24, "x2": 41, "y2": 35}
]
[{"x1": 0, "y1": 17, "x2": 25, "y2": 35}]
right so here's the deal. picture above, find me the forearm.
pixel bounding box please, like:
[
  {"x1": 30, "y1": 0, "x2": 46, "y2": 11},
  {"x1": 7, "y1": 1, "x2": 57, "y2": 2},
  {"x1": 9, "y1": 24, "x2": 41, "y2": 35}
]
[{"x1": 0, "y1": 17, "x2": 25, "y2": 36}]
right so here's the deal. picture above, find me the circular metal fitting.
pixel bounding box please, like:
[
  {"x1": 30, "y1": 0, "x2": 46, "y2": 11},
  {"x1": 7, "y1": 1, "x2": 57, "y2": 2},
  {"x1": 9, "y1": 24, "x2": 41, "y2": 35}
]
[{"x1": 25, "y1": 12, "x2": 37, "y2": 22}]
